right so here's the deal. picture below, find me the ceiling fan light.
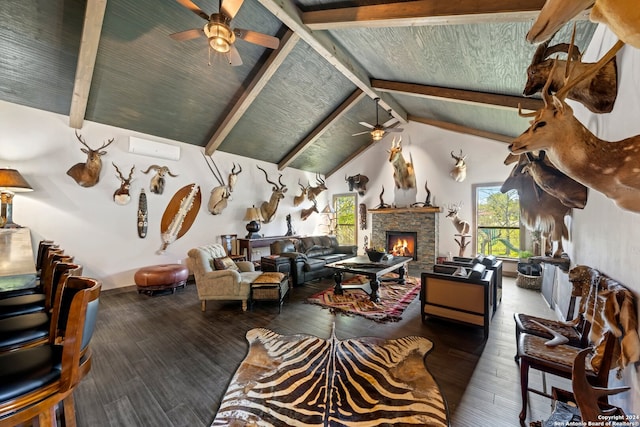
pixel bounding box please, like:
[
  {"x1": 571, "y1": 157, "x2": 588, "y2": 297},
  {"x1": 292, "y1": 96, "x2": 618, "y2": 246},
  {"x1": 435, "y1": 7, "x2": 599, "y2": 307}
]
[
  {"x1": 205, "y1": 23, "x2": 234, "y2": 53},
  {"x1": 371, "y1": 129, "x2": 385, "y2": 141}
]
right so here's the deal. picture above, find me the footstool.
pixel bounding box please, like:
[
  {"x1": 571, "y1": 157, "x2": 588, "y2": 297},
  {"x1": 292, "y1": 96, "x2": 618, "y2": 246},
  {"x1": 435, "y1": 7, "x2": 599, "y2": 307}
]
[
  {"x1": 250, "y1": 272, "x2": 289, "y2": 313},
  {"x1": 135, "y1": 264, "x2": 189, "y2": 296}
]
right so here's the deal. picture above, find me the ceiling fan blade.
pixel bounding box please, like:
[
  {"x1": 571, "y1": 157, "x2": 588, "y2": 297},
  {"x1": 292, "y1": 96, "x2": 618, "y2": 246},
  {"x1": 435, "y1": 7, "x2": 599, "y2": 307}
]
[
  {"x1": 383, "y1": 117, "x2": 399, "y2": 128},
  {"x1": 386, "y1": 128, "x2": 404, "y2": 132},
  {"x1": 176, "y1": 0, "x2": 210, "y2": 20},
  {"x1": 234, "y1": 29, "x2": 279, "y2": 49},
  {"x1": 352, "y1": 131, "x2": 370, "y2": 137},
  {"x1": 226, "y1": 45, "x2": 243, "y2": 66},
  {"x1": 169, "y1": 28, "x2": 204, "y2": 41},
  {"x1": 221, "y1": 0, "x2": 244, "y2": 20},
  {"x1": 358, "y1": 122, "x2": 374, "y2": 129}
]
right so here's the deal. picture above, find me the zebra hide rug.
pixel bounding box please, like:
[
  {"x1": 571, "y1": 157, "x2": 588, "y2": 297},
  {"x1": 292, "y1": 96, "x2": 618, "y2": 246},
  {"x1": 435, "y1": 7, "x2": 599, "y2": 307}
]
[{"x1": 212, "y1": 327, "x2": 449, "y2": 426}]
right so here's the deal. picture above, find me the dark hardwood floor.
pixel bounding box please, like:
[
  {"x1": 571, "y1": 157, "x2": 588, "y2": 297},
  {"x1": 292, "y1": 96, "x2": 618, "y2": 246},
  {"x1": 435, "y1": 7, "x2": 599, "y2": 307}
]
[{"x1": 74, "y1": 274, "x2": 570, "y2": 426}]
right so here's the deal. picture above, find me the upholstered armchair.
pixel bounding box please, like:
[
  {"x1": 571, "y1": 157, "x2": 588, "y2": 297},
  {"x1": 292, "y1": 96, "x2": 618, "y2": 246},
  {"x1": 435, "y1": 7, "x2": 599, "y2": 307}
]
[{"x1": 187, "y1": 244, "x2": 262, "y2": 312}]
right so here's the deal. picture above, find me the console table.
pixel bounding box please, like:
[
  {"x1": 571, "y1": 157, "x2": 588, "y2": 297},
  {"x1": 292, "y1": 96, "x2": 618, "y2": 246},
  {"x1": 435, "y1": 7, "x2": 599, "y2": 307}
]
[
  {"x1": 238, "y1": 236, "x2": 298, "y2": 261},
  {"x1": 0, "y1": 227, "x2": 37, "y2": 294}
]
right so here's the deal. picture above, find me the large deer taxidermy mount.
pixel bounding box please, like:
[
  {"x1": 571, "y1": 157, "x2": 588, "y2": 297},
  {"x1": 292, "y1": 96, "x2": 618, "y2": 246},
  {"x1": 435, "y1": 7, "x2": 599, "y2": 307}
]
[
  {"x1": 346, "y1": 174, "x2": 369, "y2": 196},
  {"x1": 524, "y1": 39, "x2": 618, "y2": 113},
  {"x1": 66, "y1": 130, "x2": 114, "y2": 187},
  {"x1": 526, "y1": 0, "x2": 640, "y2": 48},
  {"x1": 202, "y1": 153, "x2": 242, "y2": 215},
  {"x1": 307, "y1": 173, "x2": 327, "y2": 202},
  {"x1": 257, "y1": 166, "x2": 287, "y2": 223},
  {"x1": 450, "y1": 150, "x2": 467, "y2": 182},
  {"x1": 388, "y1": 137, "x2": 416, "y2": 190},
  {"x1": 501, "y1": 161, "x2": 570, "y2": 258},
  {"x1": 112, "y1": 163, "x2": 135, "y2": 206},
  {"x1": 300, "y1": 199, "x2": 318, "y2": 221},
  {"x1": 141, "y1": 165, "x2": 178, "y2": 195},
  {"x1": 446, "y1": 202, "x2": 471, "y2": 256},
  {"x1": 509, "y1": 40, "x2": 640, "y2": 212},
  {"x1": 293, "y1": 180, "x2": 309, "y2": 207}
]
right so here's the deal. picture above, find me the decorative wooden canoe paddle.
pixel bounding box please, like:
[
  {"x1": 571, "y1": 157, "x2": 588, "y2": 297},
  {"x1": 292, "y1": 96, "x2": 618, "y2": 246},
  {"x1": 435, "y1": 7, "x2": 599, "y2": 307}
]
[
  {"x1": 137, "y1": 188, "x2": 148, "y2": 238},
  {"x1": 158, "y1": 183, "x2": 201, "y2": 254}
]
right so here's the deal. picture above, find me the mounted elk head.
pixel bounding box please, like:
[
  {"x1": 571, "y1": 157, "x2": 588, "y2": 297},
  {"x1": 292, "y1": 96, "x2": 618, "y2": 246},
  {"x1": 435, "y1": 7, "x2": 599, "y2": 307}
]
[
  {"x1": 141, "y1": 165, "x2": 178, "y2": 195},
  {"x1": 112, "y1": 163, "x2": 134, "y2": 205},
  {"x1": 66, "y1": 131, "x2": 114, "y2": 187},
  {"x1": 346, "y1": 174, "x2": 369, "y2": 196},
  {"x1": 445, "y1": 203, "x2": 471, "y2": 235},
  {"x1": 388, "y1": 137, "x2": 416, "y2": 190},
  {"x1": 300, "y1": 199, "x2": 318, "y2": 221},
  {"x1": 509, "y1": 40, "x2": 640, "y2": 212},
  {"x1": 257, "y1": 166, "x2": 287, "y2": 223},
  {"x1": 450, "y1": 150, "x2": 467, "y2": 182},
  {"x1": 526, "y1": 0, "x2": 640, "y2": 48},
  {"x1": 307, "y1": 173, "x2": 327, "y2": 202},
  {"x1": 202, "y1": 154, "x2": 241, "y2": 215},
  {"x1": 293, "y1": 180, "x2": 309, "y2": 207},
  {"x1": 523, "y1": 38, "x2": 618, "y2": 113}
]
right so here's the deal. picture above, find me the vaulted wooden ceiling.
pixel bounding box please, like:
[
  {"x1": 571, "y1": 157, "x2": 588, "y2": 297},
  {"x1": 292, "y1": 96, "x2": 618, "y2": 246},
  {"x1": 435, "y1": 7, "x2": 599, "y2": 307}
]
[{"x1": 0, "y1": 0, "x2": 596, "y2": 176}]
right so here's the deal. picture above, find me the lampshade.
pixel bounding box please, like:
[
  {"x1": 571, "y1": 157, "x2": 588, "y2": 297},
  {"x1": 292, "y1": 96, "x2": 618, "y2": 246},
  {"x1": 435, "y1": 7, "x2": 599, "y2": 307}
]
[
  {"x1": 371, "y1": 128, "x2": 385, "y2": 141},
  {"x1": 0, "y1": 169, "x2": 33, "y2": 193},
  {"x1": 243, "y1": 207, "x2": 264, "y2": 222},
  {"x1": 321, "y1": 204, "x2": 335, "y2": 214}
]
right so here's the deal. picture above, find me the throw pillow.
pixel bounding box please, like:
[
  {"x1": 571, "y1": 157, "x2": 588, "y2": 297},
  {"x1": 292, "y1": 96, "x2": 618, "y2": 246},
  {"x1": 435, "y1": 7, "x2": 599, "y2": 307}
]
[{"x1": 213, "y1": 256, "x2": 240, "y2": 271}]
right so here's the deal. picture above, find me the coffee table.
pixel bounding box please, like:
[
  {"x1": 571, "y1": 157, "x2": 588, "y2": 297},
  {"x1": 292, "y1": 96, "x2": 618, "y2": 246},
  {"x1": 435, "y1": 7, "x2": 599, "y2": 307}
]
[{"x1": 326, "y1": 255, "x2": 412, "y2": 302}]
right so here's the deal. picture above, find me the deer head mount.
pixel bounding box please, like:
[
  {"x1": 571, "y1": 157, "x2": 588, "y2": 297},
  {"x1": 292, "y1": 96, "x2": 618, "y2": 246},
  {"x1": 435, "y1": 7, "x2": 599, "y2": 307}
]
[
  {"x1": 293, "y1": 180, "x2": 309, "y2": 207},
  {"x1": 445, "y1": 202, "x2": 471, "y2": 235},
  {"x1": 345, "y1": 174, "x2": 369, "y2": 196},
  {"x1": 257, "y1": 166, "x2": 287, "y2": 223},
  {"x1": 523, "y1": 38, "x2": 618, "y2": 113},
  {"x1": 112, "y1": 163, "x2": 134, "y2": 205},
  {"x1": 388, "y1": 137, "x2": 416, "y2": 190},
  {"x1": 509, "y1": 39, "x2": 640, "y2": 213},
  {"x1": 300, "y1": 199, "x2": 318, "y2": 221},
  {"x1": 526, "y1": 0, "x2": 640, "y2": 49},
  {"x1": 66, "y1": 131, "x2": 114, "y2": 187},
  {"x1": 307, "y1": 173, "x2": 327, "y2": 202},
  {"x1": 141, "y1": 165, "x2": 178, "y2": 195},
  {"x1": 202, "y1": 153, "x2": 242, "y2": 215},
  {"x1": 450, "y1": 150, "x2": 467, "y2": 182}
]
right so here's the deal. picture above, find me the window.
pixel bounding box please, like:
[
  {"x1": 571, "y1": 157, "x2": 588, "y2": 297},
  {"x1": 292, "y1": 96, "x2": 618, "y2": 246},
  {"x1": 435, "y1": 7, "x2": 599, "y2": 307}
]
[
  {"x1": 333, "y1": 193, "x2": 357, "y2": 245},
  {"x1": 473, "y1": 183, "x2": 522, "y2": 259}
]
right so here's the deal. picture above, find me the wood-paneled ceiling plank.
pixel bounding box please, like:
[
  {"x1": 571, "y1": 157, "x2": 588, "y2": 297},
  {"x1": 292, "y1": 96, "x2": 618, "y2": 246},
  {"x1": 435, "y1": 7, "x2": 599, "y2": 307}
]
[
  {"x1": 205, "y1": 29, "x2": 299, "y2": 155},
  {"x1": 278, "y1": 89, "x2": 366, "y2": 170},
  {"x1": 303, "y1": 0, "x2": 589, "y2": 30},
  {"x1": 408, "y1": 114, "x2": 513, "y2": 144},
  {"x1": 372, "y1": 79, "x2": 544, "y2": 112},
  {"x1": 69, "y1": 0, "x2": 108, "y2": 129},
  {"x1": 257, "y1": 0, "x2": 407, "y2": 124}
]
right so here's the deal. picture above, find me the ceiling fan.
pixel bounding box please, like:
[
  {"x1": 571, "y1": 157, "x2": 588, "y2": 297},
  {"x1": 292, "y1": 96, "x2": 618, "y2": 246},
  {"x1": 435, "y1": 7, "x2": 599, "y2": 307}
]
[
  {"x1": 170, "y1": 0, "x2": 280, "y2": 66},
  {"x1": 352, "y1": 97, "x2": 403, "y2": 141}
]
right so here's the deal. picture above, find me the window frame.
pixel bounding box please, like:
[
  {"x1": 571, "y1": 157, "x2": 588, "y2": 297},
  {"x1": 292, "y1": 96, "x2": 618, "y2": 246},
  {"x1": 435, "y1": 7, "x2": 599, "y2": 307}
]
[{"x1": 332, "y1": 193, "x2": 357, "y2": 245}]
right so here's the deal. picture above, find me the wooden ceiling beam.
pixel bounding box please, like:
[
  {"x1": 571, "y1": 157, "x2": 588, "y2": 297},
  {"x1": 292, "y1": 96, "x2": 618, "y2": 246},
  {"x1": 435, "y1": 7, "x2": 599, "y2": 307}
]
[
  {"x1": 68, "y1": 0, "x2": 108, "y2": 129},
  {"x1": 372, "y1": 79, "x2": 544, "y2": 111},
  {"x1": 257, "y1": 0, "x2": 408, "y2": 124},
  {"x1": 303, "y1": 0, "x2": 589, "y2": 30},
  {"x1": 205, "y1": 30, "x2": 299, "y2": 155},
  {"x1": 278, "y1": 89, "x2": 366, "y2": 171},
  {"x1": 409, "y1": 114, "x2": 513, "y2": 144}
]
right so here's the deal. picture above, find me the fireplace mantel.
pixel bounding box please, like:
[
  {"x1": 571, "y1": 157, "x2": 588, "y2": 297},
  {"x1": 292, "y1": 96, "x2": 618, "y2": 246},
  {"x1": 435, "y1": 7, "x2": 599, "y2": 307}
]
[{"x1": 370, "y1": 207, "x2": 441, "y2": 214}]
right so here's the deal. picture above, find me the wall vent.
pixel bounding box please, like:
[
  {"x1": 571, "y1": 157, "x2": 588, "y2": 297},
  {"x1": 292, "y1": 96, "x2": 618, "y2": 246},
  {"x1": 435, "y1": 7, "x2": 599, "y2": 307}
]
[{"x1": 128, "y1": 136, "x2": 180, "y2": 161}]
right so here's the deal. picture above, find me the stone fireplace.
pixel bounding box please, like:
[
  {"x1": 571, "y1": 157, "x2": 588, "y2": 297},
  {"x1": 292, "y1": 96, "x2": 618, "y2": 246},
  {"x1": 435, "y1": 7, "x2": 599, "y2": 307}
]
[
  {"x1": 386, "y1": 231, "x2": 418, "y2": 260},
  {"x1": 371, "y1": 207, "x2": 439, "y2": 272}
]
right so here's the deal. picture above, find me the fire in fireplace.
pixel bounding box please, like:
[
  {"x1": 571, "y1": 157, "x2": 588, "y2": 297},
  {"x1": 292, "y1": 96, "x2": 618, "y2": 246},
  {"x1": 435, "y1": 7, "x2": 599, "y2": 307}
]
[{"x1": 386, "y1": 231, "x2": 418, "y2": 260}]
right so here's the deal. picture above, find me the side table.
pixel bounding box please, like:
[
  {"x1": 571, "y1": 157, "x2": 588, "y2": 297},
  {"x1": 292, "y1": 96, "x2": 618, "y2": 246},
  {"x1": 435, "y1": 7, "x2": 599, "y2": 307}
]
[{"x1": 261, "y1": 256, "x2": 291, "y2": 277}]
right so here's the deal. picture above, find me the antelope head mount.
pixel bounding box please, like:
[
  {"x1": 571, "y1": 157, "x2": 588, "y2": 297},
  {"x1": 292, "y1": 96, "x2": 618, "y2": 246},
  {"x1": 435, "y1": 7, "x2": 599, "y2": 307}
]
[
  {"x1": 307, "y1": 173, "x2": 327, "y2": 202},
  {"x1": 257, "y1": 166, "x2": 287, "y2": 223},
  {"x1": 141, "y1": 165, "x2": 178, "y2": 195},
  {"x1": 388, "y1": 137, "x2": 416, "y2": 190},
  {"x1": 112, "y1": 163, "x2": 134, "y2": 205},
  {"x1": 300, "y1": 199, "x2": 318, "y2": 221},
  {"x1": 202, "y1": 153, "x2": 240, "y2": 215},
  {"x1": 66, "y1": 131, "x2": 114, "y2": 187},
  {"x1": 293, "y1": 180, "x2": 309, "y2": 207},
  {"x1": 450, "y1": 150, "x2": 467, "y2": 182}
]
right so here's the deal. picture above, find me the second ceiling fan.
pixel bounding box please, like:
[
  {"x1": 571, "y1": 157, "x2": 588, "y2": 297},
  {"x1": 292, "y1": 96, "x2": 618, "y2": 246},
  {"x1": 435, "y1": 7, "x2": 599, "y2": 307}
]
[
  {"x1": 352, "y1": 97, "x2": 403, "y2": 141},
  {"x1": 170, "y1": 0, "x2": 280, "y2": 66}
]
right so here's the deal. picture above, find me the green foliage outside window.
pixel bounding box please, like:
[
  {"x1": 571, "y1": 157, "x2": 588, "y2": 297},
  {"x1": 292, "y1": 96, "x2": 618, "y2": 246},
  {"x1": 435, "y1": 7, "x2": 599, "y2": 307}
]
[
  {"x1": 334, "y1": 195, "x2": 356, "y2": 245},
  {"x1": 476, "y1": 186, "x2": 521, "y2": 258}
]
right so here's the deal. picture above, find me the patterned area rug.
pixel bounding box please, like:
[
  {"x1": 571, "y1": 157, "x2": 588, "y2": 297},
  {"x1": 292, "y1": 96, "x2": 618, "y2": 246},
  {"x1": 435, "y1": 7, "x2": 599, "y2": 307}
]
[
  {"x1": 306, "y1": 274, "x2": 421, "y2": 322},
  {"x1": 212, "y1": 327, "x2": 449, "y2": 426}
]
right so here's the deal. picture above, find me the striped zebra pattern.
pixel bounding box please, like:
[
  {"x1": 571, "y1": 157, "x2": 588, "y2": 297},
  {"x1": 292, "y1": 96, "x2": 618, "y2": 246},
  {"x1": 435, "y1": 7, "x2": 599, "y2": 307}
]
[{"x1": 212, "y1": 327, "x2": 449, "y2": 426}]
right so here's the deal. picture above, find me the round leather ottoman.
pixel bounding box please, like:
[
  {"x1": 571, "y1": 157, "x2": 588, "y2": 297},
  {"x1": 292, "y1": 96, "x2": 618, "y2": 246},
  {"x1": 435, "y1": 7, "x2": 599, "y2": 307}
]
[{"x1": 134, "y1": 264, "x2": 189, "y2": 296}]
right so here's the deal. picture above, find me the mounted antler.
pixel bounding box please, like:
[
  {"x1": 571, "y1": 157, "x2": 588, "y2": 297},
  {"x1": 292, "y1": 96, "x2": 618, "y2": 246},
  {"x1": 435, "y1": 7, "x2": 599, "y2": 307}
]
[
  {"x1": 450, "y1": 150, "x2": 467, "y2": 182},
  {"x1": 203, "y1": 153, "x2": 232, "y2": 215},
  {"x1": 227, "y1": 163, "x2": 242, "y2": 193},
  {"x1": 66, "y1": 131, "x2": 114, "y2": 187},
  {"x1": 445, "y1": 202, "x2": 471, "y2": 235},
  {"x1": 112, "y1": 162, "x2": 135, "y2": 205},
  {"x1": 257, "y1": 166, "x2": 287, "y2": 223},
  {"x1": 293, "y1": 180, "x2": 309, "y2": 207},
  {"x1": 307, "y1": 173, "x2": 327, "y2": 202},
  {"x1": 141, "y1": 165, "x2": 178, "y2": 195},
  {"x1": 300, "y1": 199, "x2": 319, "y2": 221}
]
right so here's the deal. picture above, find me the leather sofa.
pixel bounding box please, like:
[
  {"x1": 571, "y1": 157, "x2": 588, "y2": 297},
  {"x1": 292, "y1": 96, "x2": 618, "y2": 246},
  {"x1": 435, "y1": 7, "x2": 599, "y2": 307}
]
[{"x1": 269, "y1": 236, "x2": 357, "y2": 286}]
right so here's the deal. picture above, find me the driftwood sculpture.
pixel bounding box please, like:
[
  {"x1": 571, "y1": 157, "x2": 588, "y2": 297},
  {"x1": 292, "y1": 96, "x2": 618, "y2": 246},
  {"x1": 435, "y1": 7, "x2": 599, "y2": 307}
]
[
  {"x1": 257, "y1": 166, "x2": 287, "y2": 223},
  {"x1": 527, "y1": 0, "x2": 640, "y2": 48},
  {"x1": 387, "y1": 137, "x2": 416, "y2": 190},
  {"x1": 523, "y1": 38, "x2": 618, "y2": 113},
  {"x1": 509, "y1": 40, "x2": 640, "y2": 212},
  {"x1": 346, "y1": 174, "x2": 369, "y2": 196},
  {"x1": 449, "y1": 150, "x2": 467, "y2": 182},
  {"x1": 66, "y1": 131, "x2": 114, "y2": 187},
  {"x1": 112, "y1": 163, "x2": 134, "y2": 206},
  {"x1": 293, "y1": 180, "x2": 309, "y2": 207},
  {"x1": 141, "y1": 165, "x2": 178, "y2": 195}
]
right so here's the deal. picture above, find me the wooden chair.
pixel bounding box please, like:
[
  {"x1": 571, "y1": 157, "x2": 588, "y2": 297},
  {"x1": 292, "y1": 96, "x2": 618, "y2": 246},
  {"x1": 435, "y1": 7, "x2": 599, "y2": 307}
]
[
  {"x1": 221, "y1": 234, "x2": 245, "y2": 261},
  {"x1": 0, "y1": 276, "x2": 101, "y2": 427}
]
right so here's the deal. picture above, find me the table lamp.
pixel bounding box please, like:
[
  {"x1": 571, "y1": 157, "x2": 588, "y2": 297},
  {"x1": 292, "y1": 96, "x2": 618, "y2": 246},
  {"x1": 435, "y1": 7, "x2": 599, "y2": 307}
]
[
  {"x1": 0, "y1": 168, "x2": 33, "y2": 228},
  {"x1": 243, "y1": 206, "x2": 264, "y2": 239},
  {"x1": 321, "y1": 204, "x2": 336, "y2": 235}
]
